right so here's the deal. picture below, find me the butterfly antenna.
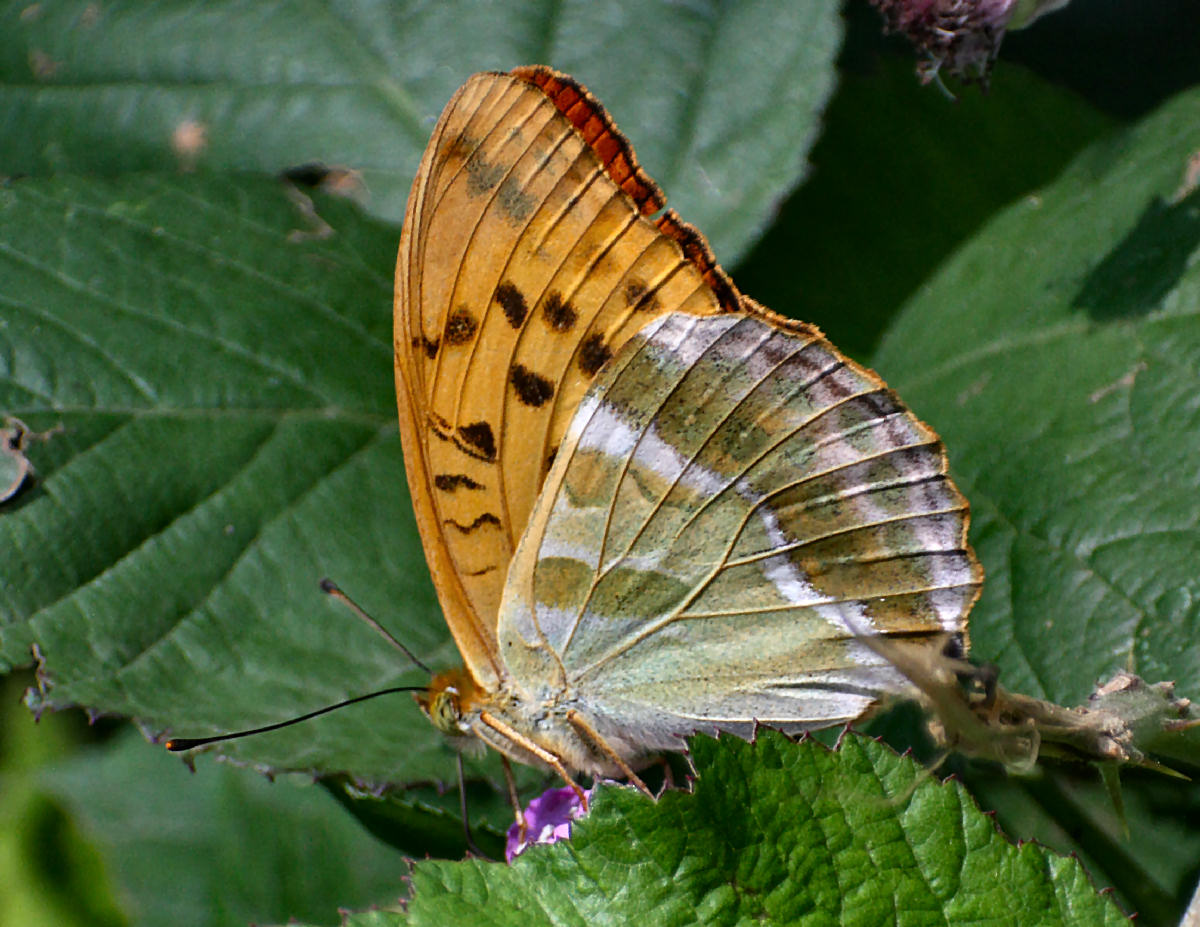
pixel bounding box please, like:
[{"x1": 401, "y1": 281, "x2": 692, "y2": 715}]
[
  {"x1": 164, "y1": 685, "x2": 426, "y2": 752},
  {"x1": 319, "y1": 578, "x2": 432, "y2": 675}
]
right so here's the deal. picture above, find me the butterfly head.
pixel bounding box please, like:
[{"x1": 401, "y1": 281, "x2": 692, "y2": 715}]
[{"x1": 420, "y1": 667, "x2": 482, "y2": 737}]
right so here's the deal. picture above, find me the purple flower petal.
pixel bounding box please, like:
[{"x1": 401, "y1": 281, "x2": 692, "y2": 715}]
[
  {"x1": 869, "y1": 0, "x2": 1026, "y2": 84},
  {"x1": 505, "y1": 786, "x2": 591, "y2": 862}
]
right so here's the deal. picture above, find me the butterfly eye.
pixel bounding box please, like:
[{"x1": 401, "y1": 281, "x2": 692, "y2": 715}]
[{"x1": 428, "y1": 687, "x2": 463, "y2": 736}]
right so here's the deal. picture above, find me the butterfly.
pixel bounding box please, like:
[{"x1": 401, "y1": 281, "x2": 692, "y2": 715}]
[{"x1": 394, "y1": 65, "x2": 983, "y2": 791}]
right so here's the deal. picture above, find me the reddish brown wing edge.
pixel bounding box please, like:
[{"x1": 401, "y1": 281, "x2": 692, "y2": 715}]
[{"x1": 511, "y1": 65, "x2": 744, "y2": 313}]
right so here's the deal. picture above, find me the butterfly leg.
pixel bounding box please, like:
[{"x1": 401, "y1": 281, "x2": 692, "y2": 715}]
[
  {"x1": 500, "y1": 754, "x2": 528, "y2": 844},
  {"x1": 565, "y1": 710, "x2": 653, "y2": 799},
  {"x1": 478, "y1": 709, "x2": 588, "y2": 806}
]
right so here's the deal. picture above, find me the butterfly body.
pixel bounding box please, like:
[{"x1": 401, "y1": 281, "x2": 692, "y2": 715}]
[
  {"x1": 397, "y1": 67, "x2": 982, "y2": 783},
  {"x1": 427, "y1": 668, "x2": 643, "y2": 779}
]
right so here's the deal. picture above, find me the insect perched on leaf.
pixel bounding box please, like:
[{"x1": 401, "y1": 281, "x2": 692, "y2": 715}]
[
  {"x1": 392, "y1": 65, "x2": 983, "y2": 797},
  {"x1": 1, "y1": 417, "x2": 61, "y2": 504}
]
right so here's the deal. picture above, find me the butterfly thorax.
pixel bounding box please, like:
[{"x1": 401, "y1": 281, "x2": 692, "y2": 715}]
[{"x1": 422, "y1": 664, "x2": 652, "y2": 778}]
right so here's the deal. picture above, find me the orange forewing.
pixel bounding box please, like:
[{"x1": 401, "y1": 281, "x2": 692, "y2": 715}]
[{"x1": 394, "y1": 67, "x2": 740, "y2": 686}]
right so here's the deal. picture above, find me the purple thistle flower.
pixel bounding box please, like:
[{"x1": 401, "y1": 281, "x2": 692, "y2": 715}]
[
  {"x1": 869, "y1": 0, "x2": 1070, "y2": 85},
  {"x1": 505, "y1": 786, "x2": 592, "y2": 862}
]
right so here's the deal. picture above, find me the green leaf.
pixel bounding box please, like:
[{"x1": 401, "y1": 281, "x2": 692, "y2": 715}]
[
  {"x1": 36, "y1": 728, "x2": 410, "y2": 927},
  {"x1": 874, "y1": 86, "x2": 1200, "y2": 920},
  {"x1": 0, "y1": 672, "x2": 127, "y2": 927},
  {"x1": 349, "y1": 734, "x2": 1125, "y2": 927},
  {"x1": 0, "y1": 174, "x2": 462, "y2": 783},
  {"x1": 0, "y1": 0, "x2": 841, "y2": 262},
  {"x1": 876, "y1": 87, "x2": 1200, "y2": 709},
  {"x1": 965, "y1": 765, "x2": 1200, "y2": 926},
  {"x1": 737, "y1": 35, "x2": 1115, "y2": 357},
  {"x1": 0, "y1": 169, "x2": 559, "y2": 827},
  {"x1": 322, "y1": 775, "x2": 509, "y2": 862}
]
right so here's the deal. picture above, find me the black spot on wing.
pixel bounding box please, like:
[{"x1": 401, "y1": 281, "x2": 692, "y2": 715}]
[
  {"x1": 443, "y1": 512, "x2": 503, "y2": 533},
  {"x1": 434, "y1": 474, "x2": 484, "y2": 492},
  {"x1": 625, "y1": 279, "x2": 660, "y2": 313},
  {"x1": 498, "y1": 176, "x2": 535, "y2": 222},
  {"x1": 412, "y1": 334, "x2": 439, "y2": 359},
  {"x1": 543, "y1": 291, "x2": 578, "y2": 332},
  {"x1": 510, "y1": 364, "x2": 555, "y2": 407},
  {"x1": 465, "y1": 148, "x2": 504, "y2": 195},
  {"x1": 457, "y1": 421, "x2": 497, "y2": 461},
  {"x1": 446, "y1": 132, "x2": 477, "y2": 161},
  {"x1": 495, "y1": 282, "x2": 528, "y2": 328},
  {"x1": 443, "y1": 308, "x2": 478, "y2": 346},
  {"x1": 579, "y1": 332, "x2": 613, "y2": 377}
]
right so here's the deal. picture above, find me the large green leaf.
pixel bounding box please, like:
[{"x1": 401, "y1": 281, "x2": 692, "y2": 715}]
[
  {"x1": 0, "y1": 0, "x2": 841, "y2": 262},
  {"x1": 964, "y1": 764, "x2": 1200, "y2": 926},
  {"x1": 0, "y1": 169, "x2": 551, "y2": 827},
  {"x1": 0, "y1": 172, "x2": 525, "y2": 790},
  {"x1": 37, "y1": 729, "x2": 410, "y2": 927},
  {"x1": 876, "y1": 87, "x2": 1200, "y2": 706},
  {"x1": 0, "y1": 667, "x2": 412, "y2": 927},
  {"x1": 737, "y1": 44, "x2": 1115, "y2": 357},
  {"x1": 874, "y1": 86, "x2": 1200, "y2": 921},
  {"x1": 353, "y1": 734, "x2": 1127, "y2": 927}
]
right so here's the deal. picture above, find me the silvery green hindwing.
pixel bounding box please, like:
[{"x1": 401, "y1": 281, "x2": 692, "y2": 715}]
[{"x1": 482, "y1": 310, "x2": 980, "y2": 775}]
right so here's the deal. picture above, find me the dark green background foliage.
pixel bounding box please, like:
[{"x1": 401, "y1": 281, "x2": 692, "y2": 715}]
[{"x1": 2, "y1": 2, "x2": 1198, "y2": 925}]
